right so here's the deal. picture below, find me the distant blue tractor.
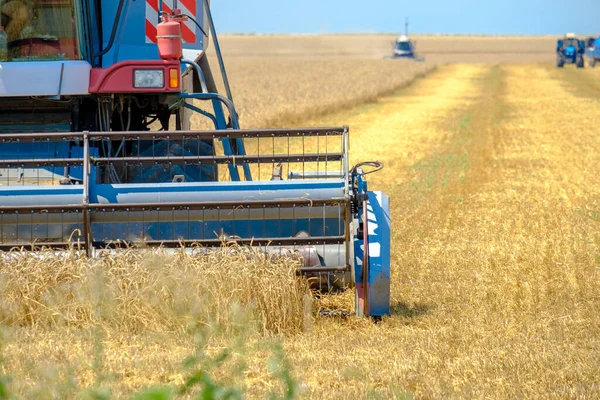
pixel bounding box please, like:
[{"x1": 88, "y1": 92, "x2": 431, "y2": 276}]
[
  {"x1": 557, "y1": 35, "x2": 585, "y2": 68},
  {"x1": 585, "y1": 36, "x2": 600, "y2": 68}
]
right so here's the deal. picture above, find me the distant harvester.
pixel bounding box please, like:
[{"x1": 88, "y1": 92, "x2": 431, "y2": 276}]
[
  {"x1": 387, "y1": 18, "x2": 424, "y2": 61},
  {"x1": 585, "y1": 36, "x2": 600, "y2": 68}
]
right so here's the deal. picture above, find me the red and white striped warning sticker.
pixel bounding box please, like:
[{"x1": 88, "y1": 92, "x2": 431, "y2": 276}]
[{"x1": 146, "y1": 0, "x2": 197, "y2": 44}]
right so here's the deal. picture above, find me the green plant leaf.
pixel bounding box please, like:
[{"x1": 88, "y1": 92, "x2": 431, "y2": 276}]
[{"x1": 131, "y1": 386, "x2": 174, "y2": 400}]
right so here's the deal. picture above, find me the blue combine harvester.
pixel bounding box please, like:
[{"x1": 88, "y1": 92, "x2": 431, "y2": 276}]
[
  {"x1": 388, "y1": 19, "x2": 424, "y2": 61},
  {"x1": 585, "y1": 36, "x2": 600, "y2": 68},
  {"x1": 0, "y1": 0, "x2": 391, "y2": 316},
  {"x1": 392, "y1": 34, "x2": 415, "y2": 58}
]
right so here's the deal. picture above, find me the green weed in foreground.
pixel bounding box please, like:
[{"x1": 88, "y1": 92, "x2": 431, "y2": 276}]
[{"x1": 0, "y1": 306, "x2": 298, "y2": 399}]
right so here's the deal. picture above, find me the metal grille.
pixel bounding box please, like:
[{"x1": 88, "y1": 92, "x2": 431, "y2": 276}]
[
  {"x1": 0, "y1": 127, "x2": 348, "y2": 185},
  {"x1": 90, "y1": 127, "x2": 347, "y2": 184},
  {"x1": 0, "y1": 127, "x2": 351, "y2": 279}
]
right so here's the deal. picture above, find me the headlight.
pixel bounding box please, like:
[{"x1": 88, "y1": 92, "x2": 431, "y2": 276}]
[{"x1": 134, "y1": 70, "x2": 164, "y2": 88}]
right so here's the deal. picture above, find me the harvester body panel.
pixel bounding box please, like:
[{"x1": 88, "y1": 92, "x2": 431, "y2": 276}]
[{"x1": 0, "y1": 61, "x2": 91, "y2": 97}]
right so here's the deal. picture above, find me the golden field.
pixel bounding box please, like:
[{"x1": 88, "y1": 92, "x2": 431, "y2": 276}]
[
  {"x1": 206, "y1": 57, "x2": 434, "y2": 128},
  {"x1": 2, "y1": 35, "x2": 600, "y2": 398},
  {"x1": 202, "y1": 35, "x2": 555, "y2": 128},
  {"x1": 217, "y1": 34, "x2": 557, "y2": 62}
]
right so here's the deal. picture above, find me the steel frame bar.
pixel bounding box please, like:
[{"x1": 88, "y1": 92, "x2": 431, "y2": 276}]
[
  {"x1": 0, "y1": 236, "x2": 347, "y2": 251},
  {"x1": 0, "y1": 198, "x2": 348, "y2": 214},
  {"x1": 0, "y1": 153, "x2": 343, "y2": 168},
  {"x1": 0, "y1": 127, "x2": 347, "y2": 142},
  {"x1": 96, "y1": 236, "x2": 346, "y2": 248}
]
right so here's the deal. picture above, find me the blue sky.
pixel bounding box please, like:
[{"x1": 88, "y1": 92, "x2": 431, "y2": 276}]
[{"x1": 211, "y1": 1, "x2": 600, "y2": 35}]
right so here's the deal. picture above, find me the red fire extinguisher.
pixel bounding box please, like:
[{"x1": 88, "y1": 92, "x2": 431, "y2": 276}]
[{"x1": 156, "y1": 10, "x2": 188, "y2": 60}]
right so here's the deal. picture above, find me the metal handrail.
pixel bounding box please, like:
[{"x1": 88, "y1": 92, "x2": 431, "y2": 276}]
[
  {"x1": 1, "y1": 126, "x2": 347, "y2": 142},
  {"x1": 0, "y1": 198, "x2": 349, "y2": 214},
  {"x1": 0, "y1": 153, "x2": 344, "y2": 168},
  {"x1": 203, "y1": 0, "x2": 234, "y2": 104}
]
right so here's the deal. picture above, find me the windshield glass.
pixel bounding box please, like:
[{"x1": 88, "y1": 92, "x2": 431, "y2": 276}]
[
  {"x1": 0, "y1": 0, "x2": 81, "y2": 61},
  {"x1": 396, "y1": 42, "x2": 411, "y2": 51},
  {"x1": 565, "y1": 39, "x2": 578, "y2": 48}
]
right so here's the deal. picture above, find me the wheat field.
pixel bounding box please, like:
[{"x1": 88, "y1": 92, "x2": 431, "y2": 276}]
[
  {"x1": 1, "y1": 36, "x2": 600, "y2": 398},
  {"x1": 199, "y1": 35, "x2": 556, "y2": 129}
]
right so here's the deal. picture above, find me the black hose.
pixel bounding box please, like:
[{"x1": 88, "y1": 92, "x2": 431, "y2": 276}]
[
  {"x1": 183, "y1": 14, "x2": 208, "y2": 38},
  {"x1": 84, "y1": 0, "x2": 96, "y2": 66},
  {"x1": 93, "y1": 0, "x2": 126, "y2": 64}
]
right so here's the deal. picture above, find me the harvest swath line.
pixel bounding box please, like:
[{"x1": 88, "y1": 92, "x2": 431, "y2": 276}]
[{"x1": 286, "y1": 63, "x2": 600, "y2": 398}]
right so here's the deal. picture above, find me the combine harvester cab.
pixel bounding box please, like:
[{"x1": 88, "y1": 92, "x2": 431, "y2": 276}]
[{"x1": 0, "y1": 0, "x2": 390, "y2": 317}]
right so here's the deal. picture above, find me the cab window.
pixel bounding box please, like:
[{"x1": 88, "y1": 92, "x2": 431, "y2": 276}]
[{"x1": 0, "y1": 0, "x2": 81, "y2": 61}]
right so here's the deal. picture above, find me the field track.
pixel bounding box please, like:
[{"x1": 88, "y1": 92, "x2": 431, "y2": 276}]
[{"x1": 287, "y1": 63, "x2": 600, "y2": 398}]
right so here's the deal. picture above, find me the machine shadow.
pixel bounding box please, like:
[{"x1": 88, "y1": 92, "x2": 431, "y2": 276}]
[{"x1": 390, "y1": 301, "x2": 432, "y2": 318}]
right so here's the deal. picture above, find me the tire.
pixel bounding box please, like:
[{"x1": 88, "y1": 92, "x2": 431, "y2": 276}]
[
  {"x1": 591, "y1": 59, "x2": 597, "y2": 68},
  {"x1": 557, "y1": 55, "x2": 564, "y2": 68},
  {"x1": 577, "y1": 56, "x2": 584, "y2": 68}
]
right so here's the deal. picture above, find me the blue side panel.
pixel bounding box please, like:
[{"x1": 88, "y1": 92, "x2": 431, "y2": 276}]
[
  {"x1": 0, "y1": 180, "x2": 345, "y2": 205},
  {"x1": 0, "y1": 142, "x2": 71, "y2": 178},
  {"x1": 0, "y1": 142, "x2": 70, "y2": 159},
  {"x1": 366, "y1": 191, "x2": 391, "y2": 316},
  {"x1": 89, "y1": 179, "x2": 344, "y2": 202},
  {"x1": 587, "y1": 48, "x2": 600, "y2": 60},
  {"x1": 91, "y1": 217, "x2": 343, "y2": 244},
  {"x1": 101, "y1": 0, "x2": 158, "y2": 66}
]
